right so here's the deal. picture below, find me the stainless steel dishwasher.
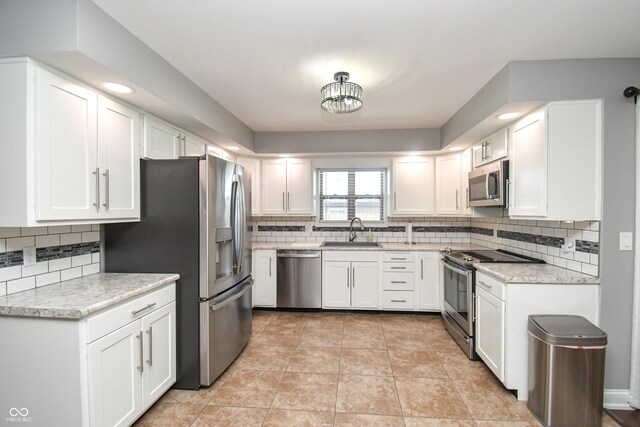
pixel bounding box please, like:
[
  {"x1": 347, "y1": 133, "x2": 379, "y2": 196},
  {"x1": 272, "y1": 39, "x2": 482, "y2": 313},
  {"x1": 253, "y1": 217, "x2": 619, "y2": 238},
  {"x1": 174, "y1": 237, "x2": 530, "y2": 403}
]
[{"x1": 276, "y1": 250, "x2": 322, "y2": 308}]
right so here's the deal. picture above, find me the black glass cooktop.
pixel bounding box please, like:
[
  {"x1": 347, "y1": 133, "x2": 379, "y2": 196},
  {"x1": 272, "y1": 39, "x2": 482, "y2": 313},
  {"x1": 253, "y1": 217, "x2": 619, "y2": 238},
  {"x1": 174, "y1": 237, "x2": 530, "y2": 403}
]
[{"x1": 444, "y1": 249, "x2": 545, "y2": 267}]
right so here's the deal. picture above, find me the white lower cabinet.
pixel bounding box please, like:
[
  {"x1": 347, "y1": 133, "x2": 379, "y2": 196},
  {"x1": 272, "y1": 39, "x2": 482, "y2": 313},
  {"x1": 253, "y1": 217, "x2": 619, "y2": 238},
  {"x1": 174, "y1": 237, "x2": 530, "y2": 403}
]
[
  {"x1": 322, "y1": 251, "x2": 378, "y2": 309},
  {"x1": 252, "y1": 250, "x2": 276, "y2": 307},
  {"x1": 416, "y1": 252, "x2": 441, "y2": 311},
  {"x1": 475, "y1": 286, "x2": 505, "y2": 381},
  {"x1": 474, "y1": 272, "x2": 599, "y2": 400}
]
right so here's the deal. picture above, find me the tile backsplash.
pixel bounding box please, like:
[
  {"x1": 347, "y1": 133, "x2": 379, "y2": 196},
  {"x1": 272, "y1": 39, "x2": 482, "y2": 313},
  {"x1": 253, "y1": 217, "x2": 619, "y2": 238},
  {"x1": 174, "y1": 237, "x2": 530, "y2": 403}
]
[
  {"x1": 0, "y1": 225, "x2": 101, "y2": 296},
  {"x1": 251, "y1": 216, "x2": 600, "y2": 276}
]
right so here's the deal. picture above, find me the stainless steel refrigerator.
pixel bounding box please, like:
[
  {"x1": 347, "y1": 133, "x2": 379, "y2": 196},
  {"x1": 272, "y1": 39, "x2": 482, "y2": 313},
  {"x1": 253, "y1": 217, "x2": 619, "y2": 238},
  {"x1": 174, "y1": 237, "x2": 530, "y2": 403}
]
[{"x1": 104, "y1": 155, "x2": 252, "y2": 389}]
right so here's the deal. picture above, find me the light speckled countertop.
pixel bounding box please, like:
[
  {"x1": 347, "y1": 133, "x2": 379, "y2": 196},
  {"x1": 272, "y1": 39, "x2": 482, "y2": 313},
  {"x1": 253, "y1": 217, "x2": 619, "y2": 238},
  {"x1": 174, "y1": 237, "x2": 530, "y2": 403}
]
[
  {"x1": 251, "y1": 242, "x2": 488, "y2": 252},
  {"x1": 474, "y1": 263, "x2": 599, "y2": 284},
  {"x1": 0, "y1": 273, "x2": 180, "y2": 319}
]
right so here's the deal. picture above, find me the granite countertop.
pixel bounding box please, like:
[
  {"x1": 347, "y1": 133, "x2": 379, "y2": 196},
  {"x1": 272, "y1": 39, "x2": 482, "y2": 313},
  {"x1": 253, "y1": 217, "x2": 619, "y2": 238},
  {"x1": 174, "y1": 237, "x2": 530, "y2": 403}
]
[
  {"x1": 474, "y1": 263, "x2": 600, "y2": 284},
  {"x1": 0, "y1": 273, "x2": 180, "y2": 319},
  {"x1": 251, "y1": 242, "x2": 488, "y2": 252}
]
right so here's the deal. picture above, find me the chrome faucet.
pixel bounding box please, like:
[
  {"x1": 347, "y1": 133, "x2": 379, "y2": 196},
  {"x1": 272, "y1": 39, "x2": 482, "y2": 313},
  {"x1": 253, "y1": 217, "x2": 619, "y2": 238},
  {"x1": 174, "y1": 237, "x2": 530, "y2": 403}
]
[{"x1": 349, "y1": 217, "x2": 365, "y2": 242}]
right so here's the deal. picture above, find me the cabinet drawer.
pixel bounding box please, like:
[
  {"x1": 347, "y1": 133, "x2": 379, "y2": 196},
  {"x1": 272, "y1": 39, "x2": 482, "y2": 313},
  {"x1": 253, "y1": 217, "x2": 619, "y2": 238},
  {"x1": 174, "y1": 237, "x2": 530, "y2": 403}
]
[
  {"x1": 475, "y1": 272, "x2": 505, "y2": 300},
  {"x1": 382, "y1": 262, "x2": 414, "y2": 272},
  {"x1": 382, "y1": 272, "x2": 415, "y2": 291},
  {"x1": 85, "y1": 283, "x2": 176, "y2": 343},
  {"x1": 382, "y1": 291, "x2": 415, "y2": 310},
  {"x1": 382, "y1": 252, "x2": 414, "y2": 262}
]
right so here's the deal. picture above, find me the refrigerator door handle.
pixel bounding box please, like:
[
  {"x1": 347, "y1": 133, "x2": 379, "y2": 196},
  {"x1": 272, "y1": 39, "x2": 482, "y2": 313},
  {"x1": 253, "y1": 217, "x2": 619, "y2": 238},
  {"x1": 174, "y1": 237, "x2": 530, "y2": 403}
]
[{"x1": 230, "y1": 173, "x2": 247, "y2": 274}]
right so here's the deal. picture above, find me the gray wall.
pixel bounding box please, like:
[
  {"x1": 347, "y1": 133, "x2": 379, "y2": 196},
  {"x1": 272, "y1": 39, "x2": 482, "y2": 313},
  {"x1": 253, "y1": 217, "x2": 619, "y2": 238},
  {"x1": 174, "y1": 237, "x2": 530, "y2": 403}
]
[
  {"x1": 255, "y1": 128, "x2": 441, "y2": 154},
  {"x1": 0, "y1": 0, "x2": 255, "y2": 150},
  {"x1": 445, "y1": 58, "x2": 640, "y2": 389}
]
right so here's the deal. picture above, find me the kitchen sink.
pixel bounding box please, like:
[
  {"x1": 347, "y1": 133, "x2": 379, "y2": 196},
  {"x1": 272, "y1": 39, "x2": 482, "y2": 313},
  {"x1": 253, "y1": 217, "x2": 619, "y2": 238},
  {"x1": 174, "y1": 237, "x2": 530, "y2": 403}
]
[{"x1": 321, "y1": 241, "x2": 381, "y2": 248}]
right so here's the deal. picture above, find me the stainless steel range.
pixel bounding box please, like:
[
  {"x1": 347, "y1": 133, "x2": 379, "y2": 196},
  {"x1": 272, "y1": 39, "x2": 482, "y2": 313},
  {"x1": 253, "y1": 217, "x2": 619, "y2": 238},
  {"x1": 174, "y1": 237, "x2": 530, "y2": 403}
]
[{"x1": 440, "y1": 248, "x2": 544, "y2": 359}]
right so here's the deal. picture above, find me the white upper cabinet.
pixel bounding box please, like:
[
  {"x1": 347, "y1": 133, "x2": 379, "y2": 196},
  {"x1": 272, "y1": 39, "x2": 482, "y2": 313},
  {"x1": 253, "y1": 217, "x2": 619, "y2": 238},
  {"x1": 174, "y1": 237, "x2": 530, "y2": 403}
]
[
  {"x1": 36, "y1": 67, "x2": 99, "y2": 221},
  {"x1": 97, "y1": 96, "x2": 141, "y2": 220},
  {"x1": 392, "y1": 157, "x2": 435, "y2": 215},
  {"x1": 182, "y1": 133, "x2": 207, "y2": 156},
  {"x1": 473, "y1": 127, "x2": 508, "y2": 168},
  {"x1": 435, "y1": 154, "x2": 461, "y2": 215},
  {"x1": 142, "y1": 116, "x2": 181, "y2": 159},
  {"x1": 459, "y1": 148, "x2": 473, "y2": 216},
  {"x1": 261, "y1": 158, "x2": 311, "y2": 215},
  {"x1": 509, "y1": 100, "x2": 602, "y2": 220},
  {"x1": 0, "y1": 59, "x2": 141, "y2": 226},
  {"x1": 236, "y1": 157, "x2": 261, "y2": 216}
]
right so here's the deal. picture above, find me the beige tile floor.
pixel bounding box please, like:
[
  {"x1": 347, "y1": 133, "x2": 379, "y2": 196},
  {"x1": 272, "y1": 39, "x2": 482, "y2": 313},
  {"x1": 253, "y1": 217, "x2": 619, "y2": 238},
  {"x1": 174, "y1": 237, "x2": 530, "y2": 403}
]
[{"x1": 135, "y1": 310, "x2": 620, "y2": 427}]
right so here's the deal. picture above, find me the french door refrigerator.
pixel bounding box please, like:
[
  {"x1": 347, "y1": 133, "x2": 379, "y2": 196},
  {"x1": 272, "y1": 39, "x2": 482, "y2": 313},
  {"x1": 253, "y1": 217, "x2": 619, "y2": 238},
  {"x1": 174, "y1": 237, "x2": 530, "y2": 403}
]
[{"x1": 104, "y1": 155, "x2": 252, "y2": 389}]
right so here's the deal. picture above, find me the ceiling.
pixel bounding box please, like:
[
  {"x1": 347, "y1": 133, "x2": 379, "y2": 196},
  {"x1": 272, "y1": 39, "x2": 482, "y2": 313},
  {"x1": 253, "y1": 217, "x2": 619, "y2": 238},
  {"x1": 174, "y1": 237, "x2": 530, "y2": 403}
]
[{"x1": 93, "y1": 0, "x2": 640, "y2": 133}]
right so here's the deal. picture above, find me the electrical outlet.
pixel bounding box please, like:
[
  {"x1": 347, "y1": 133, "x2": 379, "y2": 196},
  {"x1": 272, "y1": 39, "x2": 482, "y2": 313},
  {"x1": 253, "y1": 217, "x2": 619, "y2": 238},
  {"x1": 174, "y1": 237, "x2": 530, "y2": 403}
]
[
  {"x1": 23, "y1": 246, "x2": 37, "y2": 267},
  {"x1": 561, "y1": 237, "x2": 576, "y2": 253},
  {"x1": 620, "y1": 232, "x2": 633, "y2": 251}
]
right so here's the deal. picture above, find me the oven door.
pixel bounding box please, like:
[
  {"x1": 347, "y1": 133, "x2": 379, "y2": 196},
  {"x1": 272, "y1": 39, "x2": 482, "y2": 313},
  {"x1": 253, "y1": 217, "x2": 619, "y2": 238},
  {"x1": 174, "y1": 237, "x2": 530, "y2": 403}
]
[{"x1": 441, "y1": 260, "x2": 474, "y2": 336}]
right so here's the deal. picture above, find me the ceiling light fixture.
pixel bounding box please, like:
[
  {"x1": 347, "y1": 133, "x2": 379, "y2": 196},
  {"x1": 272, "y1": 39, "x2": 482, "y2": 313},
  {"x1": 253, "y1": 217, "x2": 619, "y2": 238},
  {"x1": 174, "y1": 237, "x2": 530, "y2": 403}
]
[
  {"x1": 226, "y1": 146, "x2": 240, "y2": 151},
  {"x1": 496, "y1": 112, "x2": 519, "y2": 120},
  {"x1": 320, "y1": 71, "x2": 363, "y2": 114},
  {"x1": 102, "y1": 82, "x2": 134, "y2": 94},
  {"x1": 448, "y1": 147, "x2": 463, "y2": 151}
]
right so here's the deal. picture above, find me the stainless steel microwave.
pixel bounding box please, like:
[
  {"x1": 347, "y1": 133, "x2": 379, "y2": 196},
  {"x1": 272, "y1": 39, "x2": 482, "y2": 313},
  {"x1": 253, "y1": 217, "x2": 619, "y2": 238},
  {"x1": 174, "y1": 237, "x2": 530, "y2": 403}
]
[{"x1": 468, "y1": 160, "x2": 509, "y2": 207}]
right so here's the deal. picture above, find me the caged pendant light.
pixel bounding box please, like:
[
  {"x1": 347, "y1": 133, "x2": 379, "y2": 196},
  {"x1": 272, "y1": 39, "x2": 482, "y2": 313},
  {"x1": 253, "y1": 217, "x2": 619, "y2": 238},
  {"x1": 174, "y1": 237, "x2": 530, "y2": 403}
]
[{"x1": 320, "y1": 71, "x2": 363, "y2": 114}]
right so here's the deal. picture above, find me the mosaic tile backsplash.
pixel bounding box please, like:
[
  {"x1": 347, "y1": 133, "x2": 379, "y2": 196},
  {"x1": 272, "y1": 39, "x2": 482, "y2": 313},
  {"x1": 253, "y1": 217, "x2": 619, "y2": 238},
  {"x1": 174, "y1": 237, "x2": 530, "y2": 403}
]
[
  {"x1": 251, "y1": 216, "x2": 600, "y2": 276},
  {"x1": 0, "y1": 225, "x2": 101, "y2": 296}
]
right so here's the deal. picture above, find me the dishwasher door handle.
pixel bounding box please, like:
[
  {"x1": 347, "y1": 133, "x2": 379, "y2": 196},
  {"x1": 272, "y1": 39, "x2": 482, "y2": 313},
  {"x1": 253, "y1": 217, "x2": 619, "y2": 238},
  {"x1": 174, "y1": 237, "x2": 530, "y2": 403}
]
[{"x1": 277, "y1": 253, "x2": 321, "y2": 258}]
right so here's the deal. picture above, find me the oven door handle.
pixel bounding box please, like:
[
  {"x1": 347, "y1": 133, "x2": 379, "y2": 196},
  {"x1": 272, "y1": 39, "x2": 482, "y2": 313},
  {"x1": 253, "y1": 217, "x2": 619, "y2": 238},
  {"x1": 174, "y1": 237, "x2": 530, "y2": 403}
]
[{"x1": 441, "y1": 259, "x2": 472, "y2": 277}]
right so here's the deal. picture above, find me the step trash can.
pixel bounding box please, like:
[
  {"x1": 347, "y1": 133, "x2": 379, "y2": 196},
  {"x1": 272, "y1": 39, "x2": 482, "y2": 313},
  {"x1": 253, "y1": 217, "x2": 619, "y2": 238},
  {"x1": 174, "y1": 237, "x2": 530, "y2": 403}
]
[{"x1": 527, "y1": 314, "x2": 607, "y2": 427}]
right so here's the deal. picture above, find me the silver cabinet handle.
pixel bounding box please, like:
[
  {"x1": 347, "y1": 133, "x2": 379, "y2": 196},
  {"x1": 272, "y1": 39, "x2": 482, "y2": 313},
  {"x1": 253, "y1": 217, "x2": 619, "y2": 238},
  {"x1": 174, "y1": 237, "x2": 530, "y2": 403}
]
[
  {"x1": 102, "y1": 169, "x2": 110, "y2": 210},
  {"x1": 473, "y1": 295, "x2": 478, "y2": 322},
  {"x1": 131, "y1": 303, "x2": 156, "y2": 316},
  {"x1": 391, "y1": 299, "x2": 407, "y2": 303},
  {"x1": 455, "y1": 189, "x2": 459, "y2": 210},
  {"x1": 390, "y1": 257, "x2": 406, "y2": 260},
  {"x1": 506, "y1": 179, "x2": 512, "y2": 208},
  {"x1": 136, "y1": 333, "x2": 144, "y2": 372},
  {"x1": 287, "y1": 192, "x2": 290, "y2": 211},
  {"x1": 269, "y1": 257, "x2": 272, "y2": 277},
  {"x1": 466, "y1": 188, "x2": 470, "y2": 209},
  {"x1": 390, "y1": 266, "x2": 406, "y2": 270},
  {"x1": 390, "y1": 281, "x2": 407, "y2": 284},
  {"x1": 421, "y1": 259, "x2": 424, "y2": 280},
  {"x1": 477, "y1": 280, "x2": 492, "y2": 289},
  {"x1": 92, "y1": 167, "x2": 100, "y2": 211},
  {"x1": 282, "y1": 192, "x2": 285, "y2": 210},
  {"x1": 146, "y1": 326, "x2": 153, "y2": 367},
  {"x1": 346, "y1": 267, "x2": 350, "y2": 288}
]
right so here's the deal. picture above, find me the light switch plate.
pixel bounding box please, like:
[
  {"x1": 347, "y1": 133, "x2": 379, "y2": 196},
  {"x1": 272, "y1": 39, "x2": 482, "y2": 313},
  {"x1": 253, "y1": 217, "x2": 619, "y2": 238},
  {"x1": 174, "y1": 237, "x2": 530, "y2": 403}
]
[
  {"x1": 620, "y1": 232, "x2": 633, "y2": 251},
  {"x1": 23, "y1": 246, "x2": 37, "y2": 267}
]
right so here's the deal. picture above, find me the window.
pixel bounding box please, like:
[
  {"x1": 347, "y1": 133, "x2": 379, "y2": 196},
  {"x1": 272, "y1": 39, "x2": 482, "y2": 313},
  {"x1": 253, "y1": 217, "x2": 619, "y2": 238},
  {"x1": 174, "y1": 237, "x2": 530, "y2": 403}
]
[{"x1": 318, "y1": 169, "x2": 386, "y2": 222}]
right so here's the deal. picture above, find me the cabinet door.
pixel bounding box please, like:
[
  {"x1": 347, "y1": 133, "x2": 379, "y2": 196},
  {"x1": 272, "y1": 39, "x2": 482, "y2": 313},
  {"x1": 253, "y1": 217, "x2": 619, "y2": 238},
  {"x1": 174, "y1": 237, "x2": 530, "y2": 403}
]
[
  {"x1": 97, "y1": 96, "x2": 140, "y2": 220},
  {"x1": 485, "y1": 128, "x2": 508, "y2": 163},
  {"x1": 183, "y1": 134, "x2": 206, "y2": 156},
  {"x1": 472, "y1": 143, "x2": 485, "y2": 168},
  {"x1": 286, "y1": 158, "x2": 312, "y2": 215},
  {"x1": 141, "y1": 302, "x2": 176, "y2": 409},
  {"x1": 351, "y1": 262, "x2": 378, "y2": 309},
  {"x1": 475, "y1": 287, "x2": 505, "y2": 381},
  {"x1": 322, "y1": 261, "x2": 351, "y2": 308},
  {"x1": 142, "y1": 117, "x2": 181, "y2": 159},
  {"x1": 435, "y1": 154, "x2": 461, "y2": 215},
  {"x1": 236, "y1": 157, "x2": 261, "y2": 216},
  {"x1": 417, "y1": 253, "x2": 440, "y2": 310},
  {"x1": 36, "y1": 68, "x2": 98, "y2": 221},
  {"x1": 459, "y1": 148, "x2": 473, "y2": 215},
  {"x1": 510, "y1": 112, "x2": 547, "y2": 217},
  {"x1": 392, "y1": 157, "x2": 435, "y2": 215},
  {"x1": 88, "y1": 320, "x2": 142, "y2": 427},
  {"x1": 261, "y1": 159, "x2": 287, "y2": 214},
  {"x1": 253, "y1": 250, "x2": 276, "y2": 307}
]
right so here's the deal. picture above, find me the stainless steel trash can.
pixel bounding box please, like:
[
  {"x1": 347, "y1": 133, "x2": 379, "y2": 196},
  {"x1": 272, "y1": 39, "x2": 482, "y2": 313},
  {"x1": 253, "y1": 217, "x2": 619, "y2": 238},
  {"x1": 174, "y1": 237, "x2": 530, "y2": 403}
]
[{"x1": 527, "y1": 315, "x2": 607, "y2": 427}]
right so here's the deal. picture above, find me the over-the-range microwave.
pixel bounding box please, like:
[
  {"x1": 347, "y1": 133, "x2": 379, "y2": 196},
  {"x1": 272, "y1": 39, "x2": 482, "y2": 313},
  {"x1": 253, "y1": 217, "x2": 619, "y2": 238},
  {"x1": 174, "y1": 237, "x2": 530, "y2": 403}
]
[{"x1": 468, "y1": 160, "x2": 509, "y2": 207}]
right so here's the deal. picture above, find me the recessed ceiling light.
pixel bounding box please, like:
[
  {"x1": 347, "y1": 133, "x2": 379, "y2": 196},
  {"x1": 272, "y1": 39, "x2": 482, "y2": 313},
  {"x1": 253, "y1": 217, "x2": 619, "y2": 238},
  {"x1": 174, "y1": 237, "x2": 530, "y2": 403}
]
[
  {"x1": 496, "y1": 112, "x2": 519, "y2": 120},
  {"x1": 448, "y1": 147, "x2": 463, "y2": 151},
  {"x1": 226, "y1": 146, "x2": 240, "y2": 151},
  {"x1": 102, "y1": 82, "x2": 134, "y2": 94}
]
